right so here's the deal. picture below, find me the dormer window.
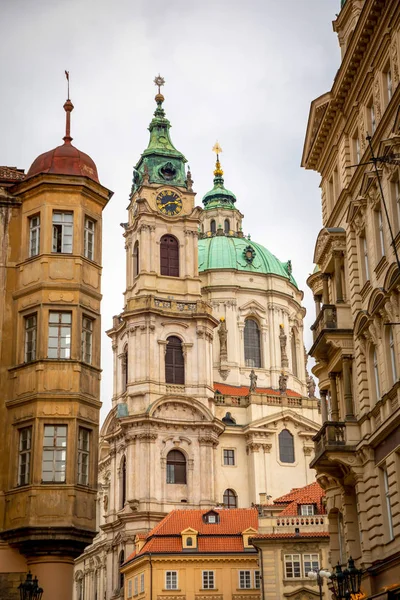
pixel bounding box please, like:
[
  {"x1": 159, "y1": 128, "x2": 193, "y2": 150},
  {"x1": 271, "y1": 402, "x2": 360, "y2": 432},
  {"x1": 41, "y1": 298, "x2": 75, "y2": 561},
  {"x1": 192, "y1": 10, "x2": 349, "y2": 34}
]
[
  {"x1": 300, "y1": 504, "x2": 315, "y2": 516},
  {"x1": 181, "y1": 527, "x2": 198, "y2": 549},
  {"x1": 203, "y1": 510, "x2": 220, "y2": 524}
]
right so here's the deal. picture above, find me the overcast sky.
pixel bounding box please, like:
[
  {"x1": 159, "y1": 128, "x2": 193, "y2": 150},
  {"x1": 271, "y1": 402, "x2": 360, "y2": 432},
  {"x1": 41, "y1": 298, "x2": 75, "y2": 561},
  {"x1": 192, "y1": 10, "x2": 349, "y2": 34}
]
[{"x1": 1, "y1": 0, "x2": 340, "y2": 422}]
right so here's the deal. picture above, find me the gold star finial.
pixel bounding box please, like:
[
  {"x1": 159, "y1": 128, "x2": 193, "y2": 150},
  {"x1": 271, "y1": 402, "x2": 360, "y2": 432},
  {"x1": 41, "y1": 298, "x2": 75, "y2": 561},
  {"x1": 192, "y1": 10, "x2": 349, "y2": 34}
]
[
  {"x1": 154, "y1": 74, "x2": 165, "y2": 94},
  {"x1": 212, "y1": 141, "x2": 223, "y2": 177}
]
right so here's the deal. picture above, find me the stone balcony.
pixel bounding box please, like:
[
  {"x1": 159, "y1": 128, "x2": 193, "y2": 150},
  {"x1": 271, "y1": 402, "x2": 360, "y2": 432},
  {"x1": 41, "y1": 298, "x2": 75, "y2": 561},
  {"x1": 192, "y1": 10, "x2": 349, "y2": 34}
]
[
  {"x1": 310, "y1": 303, "x2": 353, "y2": 359},
  {"x1": 310, "y1": 421, "x2": 358, "y2": 468},
  {"x1": 257, "y1": 513, "x2": 326, "y2": 534}
]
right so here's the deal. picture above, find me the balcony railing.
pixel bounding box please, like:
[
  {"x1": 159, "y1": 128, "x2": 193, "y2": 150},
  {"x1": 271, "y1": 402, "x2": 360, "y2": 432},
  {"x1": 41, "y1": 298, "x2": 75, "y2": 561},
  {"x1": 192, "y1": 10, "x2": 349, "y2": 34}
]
[
  {"x1": 311, "y1": 304, "x2": 337, "y2": 341},
  {"x1": 313, "y1": 421, "x2": 346, "y2": 459}
]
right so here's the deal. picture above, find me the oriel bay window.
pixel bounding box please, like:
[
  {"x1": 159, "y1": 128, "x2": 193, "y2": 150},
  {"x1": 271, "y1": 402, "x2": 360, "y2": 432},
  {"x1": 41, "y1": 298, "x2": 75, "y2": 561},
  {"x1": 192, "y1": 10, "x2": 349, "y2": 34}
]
[
  {"x1": 48, "y1": 312, "x2": 71, "y2": 359},
  {"x1": 29, "y1": 215, "x2": 40, "y2": 257},
  {"x1": 24, "y1": 314, "x2": 37, "y2": 362},
  {"x1": 81, "y1": 316, "x2": 93, "y2": 364},
  {"x1": 53, "y1": 211, "x2": 73, "y2": 253},
  {"x1": 42, "y1": 425, "x2": 67, "y2": 483},
  {"x1": 77, "y1": 428, "x2": 90, "y2": 485},
  {"x1": 18, "y1": 426, "x2": 32, "y2": 486}
]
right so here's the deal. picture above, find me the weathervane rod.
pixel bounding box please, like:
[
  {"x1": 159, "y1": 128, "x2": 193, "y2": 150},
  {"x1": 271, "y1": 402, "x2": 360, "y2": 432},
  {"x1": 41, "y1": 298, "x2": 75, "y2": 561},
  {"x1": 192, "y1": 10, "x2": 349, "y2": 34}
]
[{"x1": 65, "y1": 70, "x2": 70, "y2": 99}]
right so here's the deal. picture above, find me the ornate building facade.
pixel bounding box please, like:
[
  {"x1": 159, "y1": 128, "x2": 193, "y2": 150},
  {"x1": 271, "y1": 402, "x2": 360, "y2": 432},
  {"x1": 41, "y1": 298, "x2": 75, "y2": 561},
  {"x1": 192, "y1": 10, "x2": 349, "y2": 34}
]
[
  {"x1": 302, "y1": 0, "x2": 400, "y2": 597},
  {"x1": 74, "y1": 81, "x2": 321, "y2": 600},
  {"x1": 0, "y1": 98, "x2": 112, "y2": 599}
]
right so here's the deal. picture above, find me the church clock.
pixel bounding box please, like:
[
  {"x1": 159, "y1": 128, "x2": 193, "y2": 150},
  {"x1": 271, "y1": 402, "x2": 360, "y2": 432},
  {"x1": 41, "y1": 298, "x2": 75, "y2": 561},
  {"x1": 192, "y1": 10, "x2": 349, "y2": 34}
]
[{"x1": 156, "y1": 190, "x2": 183, "y2": 216}]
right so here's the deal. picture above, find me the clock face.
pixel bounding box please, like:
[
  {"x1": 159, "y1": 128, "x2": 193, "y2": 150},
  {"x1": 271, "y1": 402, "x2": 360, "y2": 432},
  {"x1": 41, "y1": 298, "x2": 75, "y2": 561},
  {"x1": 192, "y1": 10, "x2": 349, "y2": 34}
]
[{"x1": 156, "y1": 190, "x2": 183, "y2": 216}]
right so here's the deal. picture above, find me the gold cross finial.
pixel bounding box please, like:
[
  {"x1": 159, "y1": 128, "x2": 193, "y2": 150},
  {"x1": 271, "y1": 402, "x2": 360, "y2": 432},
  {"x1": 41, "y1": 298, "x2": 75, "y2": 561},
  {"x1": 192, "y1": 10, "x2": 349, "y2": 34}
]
[{"x1": 212, "y1": 141, "x2": 222, "y2": 156}]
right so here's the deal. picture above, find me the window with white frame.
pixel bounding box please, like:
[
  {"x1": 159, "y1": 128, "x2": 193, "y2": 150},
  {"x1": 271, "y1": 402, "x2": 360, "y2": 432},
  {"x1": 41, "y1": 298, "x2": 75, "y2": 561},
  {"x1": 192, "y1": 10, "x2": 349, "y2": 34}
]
[
  {"x1": 300, "y1": 504, "x2": 315, "y2": 516},
  {"x1": 239, "y1": 570, "x2": 251, "y2": 589},
  {"x1": 52, "y1": 211, "x2": 73, "y2": 253},
  {"x1": 84, "y1": 217, "x2": 95, "y2": 260},
  {"x1": 42, "y1": 425, "x2": 67, "y2": 482},
  {"x1": 134, "y1": 577, "x2": 138, "y2": 596},
  {"x1": 376, "y1": 210, "x2": 385, "y2": 258},
  {"x1": 383, "y1": 468, "x2": 394, "y2": 540},
  {"x1": 223, "y1": 449, "x2": 235, "y2": 465},
  {"x1": 128, "y1": 580, "x2": 132, "y2": 598},
  {"x1": 140, "y1": 573, "x2": 144, "y2": 593},
  {"x1": 25, "y1": 314, "x2": 37, "y2": 362},
  {"x1": 18, "y1": 426, "x2": 32, "y2": 486},
  {"x1": 254, "y1": 570, "x2": 261, "y2": 589},
  {"x1": 303, "y1": 554, "x2": 320, "y2": 576},
  {"x1": 29, "y1": 215, "x2": 40, "y2": 257},
  {"x1": 81, "y1": 316, "x2": 93, "y2": 364},
  {"x1": 389, "y1": 326, "x2": 398, "y2": 383},
  {"x1": 77, "y1": 428, "x2": 90, "y2": 485},
  {"x1": 284, "y1": 554, "x2": 301, "y2": 578},
  {"x1": 373, "y1": 348, "x2": 381, "y2": 401},
  {"x1": 48, "y1": 312, "x2": 71, "y2": 359},
  {"x1": 165, "y1": 571, "x2": 178, "y2": 590},
  {"x1": 202, "y1": 571, "x2": 215, "y2": 589}
]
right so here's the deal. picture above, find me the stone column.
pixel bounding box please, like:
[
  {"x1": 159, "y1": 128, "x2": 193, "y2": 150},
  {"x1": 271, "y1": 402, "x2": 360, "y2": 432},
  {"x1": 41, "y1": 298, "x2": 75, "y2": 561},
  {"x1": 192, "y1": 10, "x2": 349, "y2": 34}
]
[
  {"x1": 314, "y1": 295, "x2": 322, "y2": 319},
  {"x1": 329, "y1": 372, "x2": 339, "y2": 421},
  {"x1": 320, "y1": 389, "x2": 328, "y2": 423},
  {"x1": 322, "y1": 274, "x2": 330, "y2": 305},
  {"x1": 343, "y1": 355, "x2": 355, "y2": 419},
  {"x1": 334, "y1": 251, "x2": 344, "y2": 303}
]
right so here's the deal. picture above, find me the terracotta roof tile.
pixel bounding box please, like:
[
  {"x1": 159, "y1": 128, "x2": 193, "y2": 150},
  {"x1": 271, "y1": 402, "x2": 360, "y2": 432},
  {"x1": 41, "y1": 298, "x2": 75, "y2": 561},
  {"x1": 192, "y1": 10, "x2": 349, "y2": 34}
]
[
  {"x1": 214, "y1": 382, "x2": 302, "y2": 398},
  {"x1": 273, "y1": 482, "x2": 326, "y2": 516}
]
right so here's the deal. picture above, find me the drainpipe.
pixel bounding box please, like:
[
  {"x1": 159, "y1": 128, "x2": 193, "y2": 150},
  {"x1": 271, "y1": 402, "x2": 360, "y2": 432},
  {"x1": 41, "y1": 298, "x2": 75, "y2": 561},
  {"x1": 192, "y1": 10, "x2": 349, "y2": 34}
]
[
  {"x1": 149, "y1": 554, "x2": 153, "y2": 600},
  {"x1": 251, "y1": 542, "x2": 264, "y2": 600}
]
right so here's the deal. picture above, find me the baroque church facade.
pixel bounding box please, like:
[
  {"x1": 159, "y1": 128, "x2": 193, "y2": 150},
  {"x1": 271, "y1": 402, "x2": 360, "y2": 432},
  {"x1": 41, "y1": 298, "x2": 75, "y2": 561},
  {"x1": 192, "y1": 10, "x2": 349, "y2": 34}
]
[{"x1": 74, "y1": 82, "x2": 321, "y2": 600}]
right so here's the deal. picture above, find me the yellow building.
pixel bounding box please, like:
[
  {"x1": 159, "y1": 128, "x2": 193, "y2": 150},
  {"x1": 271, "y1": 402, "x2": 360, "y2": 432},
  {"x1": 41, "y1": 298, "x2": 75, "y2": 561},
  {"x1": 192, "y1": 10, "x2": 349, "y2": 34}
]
[
  {"x1": 302, "y1": 0, "x2": 400, "y2": 597},
  {"x1": 252, "y1": 483, "x2": 330, "y2": 600},
  {"x1": 0, "y1": 95, "x2": 112, "y2": 599},
  {"x1": 121, "y1": 508, "x2": 261, "y2": 600}
]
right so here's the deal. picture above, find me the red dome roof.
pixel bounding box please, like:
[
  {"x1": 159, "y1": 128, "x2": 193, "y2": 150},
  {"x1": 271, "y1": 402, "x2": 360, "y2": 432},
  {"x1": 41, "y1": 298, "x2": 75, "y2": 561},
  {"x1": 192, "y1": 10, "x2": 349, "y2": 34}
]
[
  {"x1": 26, "y1": 141, "x2": 99, "y2": 183},
  {"x1": 26, "y1": 98, "x2": 99, "y2": 183}
]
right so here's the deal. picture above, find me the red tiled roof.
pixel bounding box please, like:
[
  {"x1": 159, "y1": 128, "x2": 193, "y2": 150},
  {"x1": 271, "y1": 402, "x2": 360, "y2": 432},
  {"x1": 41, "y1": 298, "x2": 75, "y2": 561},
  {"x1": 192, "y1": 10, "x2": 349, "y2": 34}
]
[
  {"x1": 251, "y1": 532, "x2": 329, "y2": 540},
  {"x1": 125, "y1": 508, "x2": 258, "y2": 564},
  {"x1": 214, "y1": 382, "x2": 302, "y2": 398},
  {"x1": 273, "y1": 482, "x2": 326, "y2": 516},
  {"x1": 0, "y1": 166, "x2": 25, "y2": 183}
]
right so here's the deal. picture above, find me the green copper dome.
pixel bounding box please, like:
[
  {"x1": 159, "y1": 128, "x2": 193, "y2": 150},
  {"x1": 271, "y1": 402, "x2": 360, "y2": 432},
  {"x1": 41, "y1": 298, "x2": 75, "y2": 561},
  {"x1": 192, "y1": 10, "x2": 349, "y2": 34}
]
[{"x1": 198, "y1": 235, "x2": 297, "y2": 287}]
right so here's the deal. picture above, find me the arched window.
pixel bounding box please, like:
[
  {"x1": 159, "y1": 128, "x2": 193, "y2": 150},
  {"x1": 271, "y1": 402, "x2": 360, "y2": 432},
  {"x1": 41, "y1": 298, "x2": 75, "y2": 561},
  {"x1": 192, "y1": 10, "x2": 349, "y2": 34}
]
[
  {"x1": 165, "y1": 336, "x2": 185, "y2": 384},
  {"x1": 223, "y1": 489, "x2": 237, "y2": 508},
  {"x1": 389, "y1": 326, "x2": 397, "y2": 384},
  {"x1": 122, "y1": 346, "x2": 128, "y2": 392},
  {"x1": 224, "y1": 219, "x2": 230, "y2": 234},
  {"x1": 279, "y1": 430, "x2": 295, "y2": 463},
  {"x1": 118, "y1": 550, "x2": 125, "y2": 590},
  {"x1": 120, "y1": 455, "x2": 126, "y2": 509},
  {"x1": 133, "y1": 241, "x2": 139, "y2": 278},
  {"x1": 291, "y1": 329, "x2": 298, "y2": 377},
  {"x1": 160, "y1": 235, "x2": 179, "y2": 277},
  {"x1": 373, "y1": 348, "x2": 381, "y2": 400},
  {"x1": 244, "y1": 318, "x2": 261, "y2": 368},
  {"x1": 166, "y1": 449, "x2": 186, "y2": 484},
  {"x1": 210, "y1": 220, "x2": 216, "y2": 234},
  {"x1": 186, "y1": 537, "x2": 193, "y2": 546}
]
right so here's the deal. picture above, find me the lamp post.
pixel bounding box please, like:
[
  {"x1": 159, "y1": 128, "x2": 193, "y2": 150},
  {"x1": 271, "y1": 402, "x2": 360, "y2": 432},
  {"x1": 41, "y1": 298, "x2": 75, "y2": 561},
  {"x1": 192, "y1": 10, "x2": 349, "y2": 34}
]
[
  {"x1": 307, "y1": 568, "x2": 332, "y2": 599},
  {"x1": 18, "y1": 571, "x2": 44, "y2": 600},
  {"x1": 329, "y1": 557, "x2": 363, "y2": 600}
]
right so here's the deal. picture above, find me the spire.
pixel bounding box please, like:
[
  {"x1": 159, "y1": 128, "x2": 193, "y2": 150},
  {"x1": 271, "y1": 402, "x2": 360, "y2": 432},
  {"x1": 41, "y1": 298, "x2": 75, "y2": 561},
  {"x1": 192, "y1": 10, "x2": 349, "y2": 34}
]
[
  {"x1": 202, "y1": 142, "x2": 237, "y2": 209},
  {"x1": 63, "y1": 71, "x2": 73, "y2": 144},
  {"x1": 132, "y1": 76, "x2": 187, "y2": 193}
]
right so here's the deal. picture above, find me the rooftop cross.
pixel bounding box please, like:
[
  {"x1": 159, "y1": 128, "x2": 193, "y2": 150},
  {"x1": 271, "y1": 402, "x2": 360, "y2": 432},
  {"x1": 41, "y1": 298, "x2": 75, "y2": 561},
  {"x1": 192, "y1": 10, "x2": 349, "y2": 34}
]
[
  {"x1": 154, "y1": 74, "x2": 165, "y2": 95},
  {"x1": 212, "y1": 142, "x2": 223, "y2": 177}
]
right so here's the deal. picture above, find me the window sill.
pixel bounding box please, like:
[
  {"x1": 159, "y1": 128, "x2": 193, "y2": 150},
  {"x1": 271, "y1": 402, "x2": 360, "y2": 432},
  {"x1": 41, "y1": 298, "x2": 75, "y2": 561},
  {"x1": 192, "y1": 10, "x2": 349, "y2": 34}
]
[
  {"x1": 201, "y1": 588, "x2": 218, "y2": 591},
  {"x1": 162, "y1": 589, "x2": 181, "y2": 592}
]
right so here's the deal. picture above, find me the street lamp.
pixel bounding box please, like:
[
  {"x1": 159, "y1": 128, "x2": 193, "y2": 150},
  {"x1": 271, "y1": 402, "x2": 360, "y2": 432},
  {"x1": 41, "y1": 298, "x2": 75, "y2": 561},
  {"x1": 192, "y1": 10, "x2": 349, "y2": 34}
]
[
  {"x1": 18, "y1": 571, "x2": 44, "y2": 600},
  {"x1": 329, "y1": 557, "x2": 363, "y2": 599},
  {"x1": 307, "y1": 568, "x2": 332, "y2": 600}
]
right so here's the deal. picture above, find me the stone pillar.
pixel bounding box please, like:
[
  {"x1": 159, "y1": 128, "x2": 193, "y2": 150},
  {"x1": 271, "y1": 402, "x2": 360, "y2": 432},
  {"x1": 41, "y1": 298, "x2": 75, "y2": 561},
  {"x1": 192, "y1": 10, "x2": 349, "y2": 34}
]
[
  {"x1": 314, "y1": 295, "x2": 322, "y2": 319},
  {"x1": 322, "y1": 274, "x2": 330, "y2": 305},
  {"x1": 329, "y1": 372, "x2": 339, "y2": 421},
  {"x1": 320, "y1": 389, "x2": 328, "y2": 423},
  {"x1": 343, "y1": 355, "x2": 355, "y2": 419},
  {"x1": 334, "y1": 251, "x2": 344, "y2": 303}
]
